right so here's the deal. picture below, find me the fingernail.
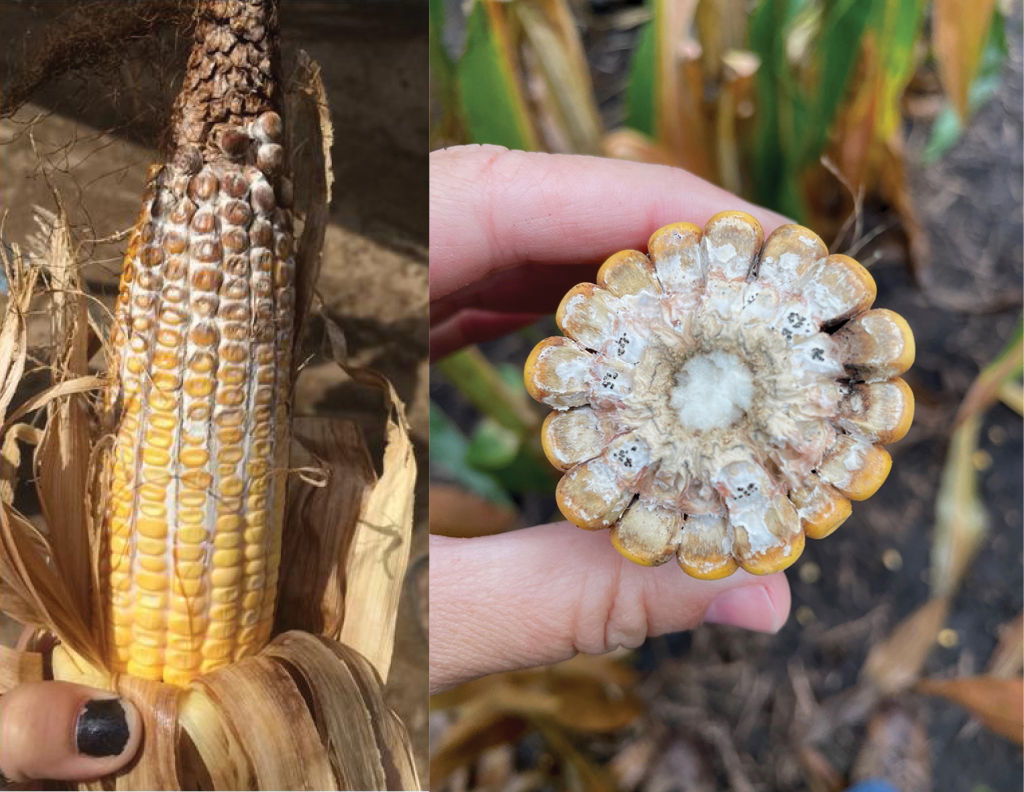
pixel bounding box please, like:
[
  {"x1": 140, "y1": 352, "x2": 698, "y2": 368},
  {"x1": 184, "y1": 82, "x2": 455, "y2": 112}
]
[
  {"x1": 76, "y1": 698, "x2": 131, "y2": 758},
  {"x1": 703, "y1": 585, "x2": 781, "y2": 633}
]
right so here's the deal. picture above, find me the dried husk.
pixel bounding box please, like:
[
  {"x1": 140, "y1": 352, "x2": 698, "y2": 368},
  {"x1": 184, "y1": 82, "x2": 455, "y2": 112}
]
[{"x1": 0, "y1": 48, "x2": 419, "y2": 791}]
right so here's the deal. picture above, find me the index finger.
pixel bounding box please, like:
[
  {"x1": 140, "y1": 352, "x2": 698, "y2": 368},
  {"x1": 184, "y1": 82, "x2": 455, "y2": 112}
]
[{"x1": 430, "y1": 145, "x2": 790, "y2": 320}]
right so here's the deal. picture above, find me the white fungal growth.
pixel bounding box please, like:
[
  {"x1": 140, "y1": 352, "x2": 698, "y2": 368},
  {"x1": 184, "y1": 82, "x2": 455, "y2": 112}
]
[{"x1": 670, "y1": 351, "x2": 753, "y2": 431}]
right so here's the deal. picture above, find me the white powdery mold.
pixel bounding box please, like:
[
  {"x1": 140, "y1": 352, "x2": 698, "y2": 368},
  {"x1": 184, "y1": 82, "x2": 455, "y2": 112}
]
[{"x1": 526, "y1": 212, "x2": 916, "y2": 577}]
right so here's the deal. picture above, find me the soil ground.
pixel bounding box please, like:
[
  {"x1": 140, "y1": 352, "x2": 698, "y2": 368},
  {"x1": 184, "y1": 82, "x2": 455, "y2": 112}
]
[{"x1": 0, "y1": 0, "x2": 429, "y2": 783}]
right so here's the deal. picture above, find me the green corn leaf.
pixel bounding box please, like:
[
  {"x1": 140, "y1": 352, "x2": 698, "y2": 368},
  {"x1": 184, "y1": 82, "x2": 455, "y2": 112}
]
[
  {"x1": 801, "y1": 0, "x2": 875, "y2": 166},
  {"x1": 625, "y1": 4, "x2": 656, "y2": 137},
  {"x1": 924, "y1": 9, "x2": 1008, "y2": 163},
  {"x1": 466, "y1": 417, "x2": 521, "y2": 470},
  {"x1": 748, "y1": 0, "x2": 811, "y2": 217},
  {"x1": 429, "y1": 402, "x2": 514, "y2": 506},
  {"x1": 457, "y1": 0, "x2": 539, "y2": 150}
]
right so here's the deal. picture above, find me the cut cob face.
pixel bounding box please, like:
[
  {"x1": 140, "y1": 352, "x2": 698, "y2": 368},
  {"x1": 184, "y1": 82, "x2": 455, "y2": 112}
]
[
  {"x1": 525, "y1": 212, "x2": 915, "y2": 578},
  {"x1": 102, "y1": 0, "x2": 294, "y2": 686}
]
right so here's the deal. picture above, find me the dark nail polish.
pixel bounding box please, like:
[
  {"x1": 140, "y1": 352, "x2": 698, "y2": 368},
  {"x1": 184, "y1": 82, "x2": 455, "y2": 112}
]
[{"x1": 76, "y1": 698, "x2": 130, "y2": 758}]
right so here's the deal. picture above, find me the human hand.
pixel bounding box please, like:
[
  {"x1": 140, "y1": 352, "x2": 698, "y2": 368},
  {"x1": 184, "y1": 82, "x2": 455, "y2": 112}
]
[
  {"x1": 0, "y1": 681, "x2": 142, "y2": 785},
  {"x1": 429, "y1": 145, "x2": 793, "y2": 693}
]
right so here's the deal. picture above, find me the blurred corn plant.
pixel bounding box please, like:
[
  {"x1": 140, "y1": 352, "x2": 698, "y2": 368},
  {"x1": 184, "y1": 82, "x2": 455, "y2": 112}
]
[{"x1": 431, "y1": 0, "x2": 1008, "y2": 242}]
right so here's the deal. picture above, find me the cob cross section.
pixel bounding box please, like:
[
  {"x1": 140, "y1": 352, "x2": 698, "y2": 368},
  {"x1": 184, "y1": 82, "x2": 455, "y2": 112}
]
[
  {"x1": 525, "y1": 213, "x2": 915, "y2": 578},
  {"x1": 102, "y1": 0, "x2": 295, "y2": 686}
]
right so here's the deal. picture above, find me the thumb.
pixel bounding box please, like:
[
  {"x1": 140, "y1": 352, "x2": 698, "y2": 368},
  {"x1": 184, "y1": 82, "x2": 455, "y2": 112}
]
[
  {"x1": 430, "y1": 521, "x2": 791, "y2": 693},
  {"x1": 0, "y1": 681, "x2": 142, "y2": 784}
]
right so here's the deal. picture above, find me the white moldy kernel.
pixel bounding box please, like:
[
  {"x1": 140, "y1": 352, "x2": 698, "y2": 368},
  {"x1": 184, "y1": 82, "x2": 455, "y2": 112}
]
[{"x1": 527, "y1": 212, "x2": 916, "y2": 577}]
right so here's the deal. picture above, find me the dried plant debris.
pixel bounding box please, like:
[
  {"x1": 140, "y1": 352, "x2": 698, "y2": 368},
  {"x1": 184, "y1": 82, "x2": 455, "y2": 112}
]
[{"x1": 525, "y1": 212, "x2": 915, "y2": 577}]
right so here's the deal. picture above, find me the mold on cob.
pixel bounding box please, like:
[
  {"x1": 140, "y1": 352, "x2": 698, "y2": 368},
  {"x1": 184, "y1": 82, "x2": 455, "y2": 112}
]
[
  {"x1": 525, "y1": 212, "x2": 914, "y2": 578},
  {"x1": 102, "y1": 0, "x2": 295, "y2": 687}
]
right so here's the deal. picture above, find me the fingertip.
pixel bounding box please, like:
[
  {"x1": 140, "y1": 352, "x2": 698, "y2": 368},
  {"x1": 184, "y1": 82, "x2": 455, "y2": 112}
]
[
  {"x1": 701, "y1": 572, "x2": 792, "y2": 634},
  {"x1": 0, "y1": 681, "x2": 143, "y2": 783}
]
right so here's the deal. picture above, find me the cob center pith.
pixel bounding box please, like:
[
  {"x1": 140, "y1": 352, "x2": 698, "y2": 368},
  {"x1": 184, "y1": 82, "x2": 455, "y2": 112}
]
[{"x1": 102, "y1": 0, "x2": 295, "y2": 687}]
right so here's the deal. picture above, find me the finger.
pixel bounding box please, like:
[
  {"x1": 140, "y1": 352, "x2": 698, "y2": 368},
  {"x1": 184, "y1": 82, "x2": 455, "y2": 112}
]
[
  {"x1": 430, "y1": 261, "x2": 599, "y2": 328},
  {"x1": 430, "y1": 145, "x2": 790, "y2": 310},
  {"x1": 430, "y1": 309, "x2": 545, "y2": 360},
  {"x1": 429, "y1": 521, "x2": 791, "y2": 693},
  {"x1": 0, "y1": 681, "x2": 142, "y2": 783}
]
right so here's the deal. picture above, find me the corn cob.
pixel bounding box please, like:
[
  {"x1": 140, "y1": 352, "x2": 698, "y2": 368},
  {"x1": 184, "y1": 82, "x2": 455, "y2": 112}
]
[
  {"x1": 525, "y1": 213, "x2": 915, "y2": 577},
  {"x1": 102, "y1": 0, "x2": 295, "y2": 686}
]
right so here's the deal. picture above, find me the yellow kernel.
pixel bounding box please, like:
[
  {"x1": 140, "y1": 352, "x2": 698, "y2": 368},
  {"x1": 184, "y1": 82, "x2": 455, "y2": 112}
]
[
  {"x1": 152, "y1": 350, "x2": 179, "y2": 370},
  {"x1": 244, "y1": 559, "x2": 266, "y2": 576},
  {"x1": 214, "y1": 532, "x2": 241, "y2": 550},
  {"x1": 167, "y1": 612, "x2": 208, "y2": 635},
  {"x1": 219, "y1": 477, "x2": 244, "y2": 497},
  {"x1": 142, "y1": 467, "x2": 172, "y2": 486},
  {"x1": 138, "y1": 482, "x2": 165, "y2": 502},
  {"x1": 216, "y1": 514, "x2": 244, "y2": 532},
  {"x1": 127, "y1": 657, "x2": 164, "y2": 679},
  {"x1": 244, "y1": 574, "x2": 266, "y2": 592},
  {"x1": 185, "y1": 377, "x2": 215, "y2": 398},
  {"x1": 172, "y1": 578, "x2": 205, "y2": 597},
  {"x1": 156, "y1": 329, "x2": 182, "y2": 347},
  {"x1": 172, "y1": 545, "x2": 204, "y2": 564},
  {"x1": 136, "y1": 591, "x2": 168, "y2": 611},
  {"x1": 218, "y1": 447, "x2": 244, "y2": 464},
  {"x1": 212, "y1": 548, "x2": 242, "y2": 568},
  {"x1": 242, "y1": 591, "x2": 264, "y2": 609},
  {"x1": 181, "y1": 470, "x2": 213, "y2": 490},
  {"x1": 177, "y1": 508, "x2": 205, "y2": 526},
  {"x1": 138, "y1": 556, "x2": 167, "y2": 574},
  {"x1": 243, "y1": 526, "x2": 266, "y2": 545},
  {"x1": 180, "y1": 448, "x2": 210, "y2": 468},
  {"x1": 202, "y1": 639, "x2": 234, "y2": 661},
  {"x1": 136, "y1": 571, "x2": 168, "y2": 592},
  {"x1": 209, "y1": 604, "x2": 239, "y2": 622},
  {"x1": 211, "y1": 587, "x2": 240, "y2": 604},
  {"x1": 171, "y1": 595, "x2": 207, "y2": 614},
  {"x1": 179, "y1": 489, "x2": 208, "y2": 507},
  {"x1": 139, "y1": 502, "x2": 167, "y2": 520},
  {"x1": 142, "y1": 447, "x2": 171, "y2": 467},
  {"x1": 166, "y1": 633, "x2": 205, "y2": 652},
  {"x1": 211, "y1": 567, "x2": 243, "y2": 587},
  {"x1": 175, "y1": 561, "x2": 206, "y2": 580},
  {"x1": 136, "y1": 517, "x2": 168, "y2": 540},
  {"x1": 176, "y1": 525, "x2": 208, "y2": 544},
  {"x1": 207, "y1": 621, "x2": 239, "y2": 640},
  {"x1": 132, "y1": 609, "x2": 165, "y2": 630},
  {"x1": 152, "y1": 371, "x2": 182, "y2": 391},
  {"x1": 165, "y1": 650, "x2": 202, "y2": 670},
  {"x1": 137, "y1": 536, "x2": 166, "y2": 556}
]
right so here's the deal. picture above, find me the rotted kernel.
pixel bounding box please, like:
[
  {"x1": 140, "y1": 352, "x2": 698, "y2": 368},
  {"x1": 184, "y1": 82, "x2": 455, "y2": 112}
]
[
  {"x1": 191, "y1": 211, "x2": 218, "y2": 235},
  {"x1": 221, "y1": 199, "x2": 252, "y2": 227},
  {"x1": 191, "y1": 268, "x2": 223, "y2": 292},
  {"x1": 163, "y1": 231, "x2": 187, "y2": 255},
  {"x1": 222, "y1": 172, "x2": 249, "y2": 199},
  {"x1": 188, "y1": 171, "x2": 219, "y2": 201},
  {"x1": 249, "y1": 219, "x2": 273, "y2": 248},
  {"x1": 164, "y1": 257, "x2": 187, "y2": 280},
  {"x1": 168, "y1": 198, "x2": 196, "y2": 225},
  {"x1": 194, "y1": 240, "x2": 223, "y2": 263},
  {"x1": 257, "y1": 143, "x2": 284, "y2": 175},
  {"x1": 251, "y1": 181, "x2": 276, "y2": 214}
]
